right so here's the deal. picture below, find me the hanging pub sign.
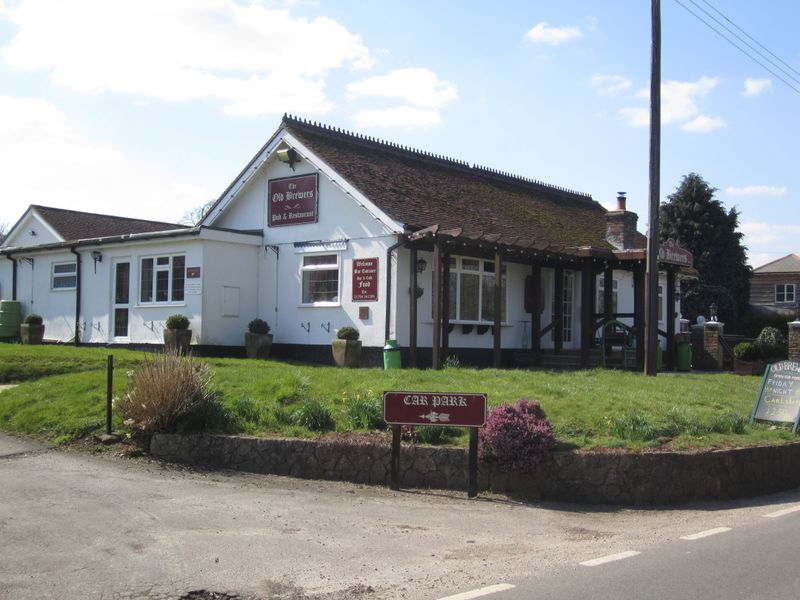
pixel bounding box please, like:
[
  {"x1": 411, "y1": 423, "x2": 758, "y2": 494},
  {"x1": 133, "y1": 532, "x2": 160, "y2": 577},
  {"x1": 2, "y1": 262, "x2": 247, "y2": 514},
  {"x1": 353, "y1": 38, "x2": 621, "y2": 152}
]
[
  {"x1": 659, "y1": 239, "x2": 693, "y2": 267},
  {"x1": 268, "y1": 173, "x2": 319, "y2": 227},
  {"x1": 352, "y1": 257, "x2": 379, "y2": 302}
]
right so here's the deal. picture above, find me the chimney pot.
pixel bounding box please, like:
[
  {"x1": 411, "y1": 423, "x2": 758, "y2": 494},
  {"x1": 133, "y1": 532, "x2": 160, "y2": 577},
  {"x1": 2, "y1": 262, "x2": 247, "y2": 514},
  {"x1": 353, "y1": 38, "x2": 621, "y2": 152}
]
[{"x1": 616, "y1": 191, "x2": 627, "y2": 211}]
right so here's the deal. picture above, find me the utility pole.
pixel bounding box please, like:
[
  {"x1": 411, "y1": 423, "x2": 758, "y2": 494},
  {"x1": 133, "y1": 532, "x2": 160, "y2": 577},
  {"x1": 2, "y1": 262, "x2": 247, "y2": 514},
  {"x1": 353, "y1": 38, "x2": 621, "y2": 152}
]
[{"x1": 645, "y1": 0, "x2": 661, "y2": 376}]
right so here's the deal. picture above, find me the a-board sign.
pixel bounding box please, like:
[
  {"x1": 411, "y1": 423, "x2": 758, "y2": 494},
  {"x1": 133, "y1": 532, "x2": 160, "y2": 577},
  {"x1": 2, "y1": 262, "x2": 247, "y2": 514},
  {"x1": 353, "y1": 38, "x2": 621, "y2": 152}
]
[
  {"x1": 751, "y1": 360, "x2": 800, "y2": 433},
  {"x1": 383, "y1": 391, "x2": 487, "y2": 427}
]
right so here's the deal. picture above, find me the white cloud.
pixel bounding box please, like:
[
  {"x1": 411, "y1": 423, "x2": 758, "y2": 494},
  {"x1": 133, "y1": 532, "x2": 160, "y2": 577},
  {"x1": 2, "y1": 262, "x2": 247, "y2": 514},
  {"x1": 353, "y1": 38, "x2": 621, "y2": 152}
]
[
  {"x1": 682, "y1": 114, "x2": 726, "y2": 132},
  {"x1": 525, "y1": 22, "x2": 582, "y2": 45},
  {"x1": 0, "y1": 96, "x2": 212, "y2": 223},
  {"x1": 740, "y1": 222, "x2": 800, "y2": 245},
  {"x1": 0, "y1": 0, "x2": 373, "y2": 116},
  {"x1": 725, "y1": 185, "x2": 787, "y2": 197},
  {"x1": 346, "y1": 68, "x2": 458, "y2": 109},
  {"x1": 590, "y1": 74, "x2": 632, "y2": 97},
  {"x1": 619, "y1": 77, "x2": 723, "y2": 132},
  {"x1": 351, "y1": 107, "x2": 442, "y2": 128},
  {"x1": 743, "y1": 78, "x2": 771, "y2": 97}
]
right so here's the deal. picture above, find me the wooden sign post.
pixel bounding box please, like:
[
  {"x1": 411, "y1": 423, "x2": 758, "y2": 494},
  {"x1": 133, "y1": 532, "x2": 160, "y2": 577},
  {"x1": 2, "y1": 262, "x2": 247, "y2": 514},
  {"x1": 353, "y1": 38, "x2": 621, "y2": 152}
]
[
  {"x1": 750, "y1": 360, "x2": 800, "y2": 433},
  {"x1": 383, "y1": 391, "x2": 487, "y2": 498}
]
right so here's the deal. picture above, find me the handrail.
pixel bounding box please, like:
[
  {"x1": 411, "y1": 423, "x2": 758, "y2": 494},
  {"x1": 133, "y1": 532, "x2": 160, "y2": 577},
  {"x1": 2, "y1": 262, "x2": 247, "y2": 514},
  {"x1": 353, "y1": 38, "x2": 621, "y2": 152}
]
[
  {"x1": 597, "y1": 319, "x2": 635, "y2": 368},
  {"x1": 719, "y1": 334, "x2": 735, "y2": 364}
]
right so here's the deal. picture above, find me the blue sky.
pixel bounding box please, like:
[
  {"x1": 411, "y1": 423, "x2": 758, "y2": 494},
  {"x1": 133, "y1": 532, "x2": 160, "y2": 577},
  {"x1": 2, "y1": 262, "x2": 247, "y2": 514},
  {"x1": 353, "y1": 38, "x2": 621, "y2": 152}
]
[{"x1": 1, "y1": 0, "x2": 797, "y2": 267}]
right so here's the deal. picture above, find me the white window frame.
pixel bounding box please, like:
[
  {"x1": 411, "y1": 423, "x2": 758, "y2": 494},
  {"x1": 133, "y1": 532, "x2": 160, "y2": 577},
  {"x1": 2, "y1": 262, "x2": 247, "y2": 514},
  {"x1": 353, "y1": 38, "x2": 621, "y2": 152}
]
[
  {"x1": 138, "y1": 254, "x2": 186, "y2": 305},
  {"x1": 300, "y1": 253, "x2": 341, "y2": 306},
  {"x1": 596, "y1": 276, "x2": 618, "y2": 315},
  {"x1": 437, "y1": 256, "x2": 507, "y2": 325},
  {"x1": 776, "y1": 283, "x2": 796, "y2": 304},
  {"x1": 51, "y1": 261, "x2": 77, "y2": 291}
]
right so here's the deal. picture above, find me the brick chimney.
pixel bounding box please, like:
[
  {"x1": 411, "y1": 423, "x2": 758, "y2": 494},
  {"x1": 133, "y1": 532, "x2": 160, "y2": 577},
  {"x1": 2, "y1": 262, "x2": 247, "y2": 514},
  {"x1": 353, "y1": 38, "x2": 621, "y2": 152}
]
[{"x1": 606, "y1": 192, "x2": 639, "y2": 250}]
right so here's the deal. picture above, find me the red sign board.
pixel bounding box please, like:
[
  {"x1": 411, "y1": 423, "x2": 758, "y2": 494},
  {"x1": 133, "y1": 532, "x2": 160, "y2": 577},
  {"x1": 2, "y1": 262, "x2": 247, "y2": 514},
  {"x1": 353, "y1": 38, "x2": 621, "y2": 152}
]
[
  {"x1": 352, "y1": 257, "x2": 379, "y2": 302},
  {"x1": 659, "y1": 239, "x2": 693, "y2": 267},
  {"x1": 384, "y1": 391, "x2": 487, "y2": 427},
  {"x1": 268, "y1": 174, "x2": 319, "y2": 227}
]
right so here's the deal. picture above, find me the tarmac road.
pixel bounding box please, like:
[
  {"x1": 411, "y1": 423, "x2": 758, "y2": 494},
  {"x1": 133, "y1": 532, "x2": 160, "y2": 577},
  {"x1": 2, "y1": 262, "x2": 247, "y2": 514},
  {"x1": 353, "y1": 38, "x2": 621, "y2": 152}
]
[{"x1": 2, "y1": 432, "x2": 800, "y2": 600}]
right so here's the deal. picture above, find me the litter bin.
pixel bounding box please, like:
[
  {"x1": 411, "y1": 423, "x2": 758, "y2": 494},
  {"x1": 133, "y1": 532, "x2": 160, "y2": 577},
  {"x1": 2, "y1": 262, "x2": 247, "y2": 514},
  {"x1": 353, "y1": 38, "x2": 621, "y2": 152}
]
[
  {"x1": 676, "y1": 342, "x2": 692, "y2": 371},
  {"x1": 383, "y1": 339, "x2": 401, "y2": 369}
]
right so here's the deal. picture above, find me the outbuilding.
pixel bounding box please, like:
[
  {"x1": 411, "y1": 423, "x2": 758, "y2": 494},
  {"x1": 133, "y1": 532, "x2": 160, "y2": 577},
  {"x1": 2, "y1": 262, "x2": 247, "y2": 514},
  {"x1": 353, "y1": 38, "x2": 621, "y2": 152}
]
[{"x1": 0, "y1": 115, "x2": 694, "y2": 369}]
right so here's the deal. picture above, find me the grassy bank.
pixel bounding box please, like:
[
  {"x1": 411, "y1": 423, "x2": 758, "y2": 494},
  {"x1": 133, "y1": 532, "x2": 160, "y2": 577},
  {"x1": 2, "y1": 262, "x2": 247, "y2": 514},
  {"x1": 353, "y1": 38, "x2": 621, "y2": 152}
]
[{"x1": 0, "y1": 344, "x2": 791, "y2": 450}]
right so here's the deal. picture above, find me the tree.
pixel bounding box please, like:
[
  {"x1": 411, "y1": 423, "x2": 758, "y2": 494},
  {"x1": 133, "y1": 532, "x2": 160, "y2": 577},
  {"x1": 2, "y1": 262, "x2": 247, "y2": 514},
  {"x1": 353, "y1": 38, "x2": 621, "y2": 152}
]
[
  {"x1": 0, "y1": 221, "x2": 9, "y2": 245},
  {"x1": 179, "y1": 199, "x2": 216, "y2": 226},
  {"x1": 659, "y1": 173, "x2": 751, "y2": 329}
]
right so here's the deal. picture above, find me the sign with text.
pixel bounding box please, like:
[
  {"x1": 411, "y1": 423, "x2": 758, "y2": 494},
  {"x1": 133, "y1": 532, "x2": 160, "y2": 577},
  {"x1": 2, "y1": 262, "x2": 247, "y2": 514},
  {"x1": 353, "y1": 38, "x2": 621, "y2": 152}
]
[
  {"x1": 751, "y1": 360, "x2": 800, "y2": 432},
  {"x1": 268, "y1": 173, "x2": 319, "y2": 227},
  {"x1": 384, "y1": 391, "x2": 487, "y2": 427},
  {"x1": 659, "y1": 239, "x2": 693, "y2": 268},
  {"x1": 352, "y1": 258, "x2": 379, "y2": 302}
]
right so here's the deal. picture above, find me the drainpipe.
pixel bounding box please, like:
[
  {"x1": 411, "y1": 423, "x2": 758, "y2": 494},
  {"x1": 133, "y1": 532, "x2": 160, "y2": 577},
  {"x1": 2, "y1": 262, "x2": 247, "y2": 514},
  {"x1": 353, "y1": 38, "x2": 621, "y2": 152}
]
[
  {"x1": 384, "y1": 236, "x2": 406, "y2": 342},
  {"x1": 70, "y1": 247, "x2": 81, "y2": 346}
]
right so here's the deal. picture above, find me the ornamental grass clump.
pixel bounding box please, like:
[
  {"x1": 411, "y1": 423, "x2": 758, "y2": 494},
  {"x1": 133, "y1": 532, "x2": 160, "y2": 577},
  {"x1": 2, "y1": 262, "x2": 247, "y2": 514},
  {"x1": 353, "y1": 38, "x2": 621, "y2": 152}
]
[
  {"x1": 479, "y1": 399, "x2": 555, "y2": 472},
  {"x1": 116, "y1": 351, "x2": 215, "y2": 433}
]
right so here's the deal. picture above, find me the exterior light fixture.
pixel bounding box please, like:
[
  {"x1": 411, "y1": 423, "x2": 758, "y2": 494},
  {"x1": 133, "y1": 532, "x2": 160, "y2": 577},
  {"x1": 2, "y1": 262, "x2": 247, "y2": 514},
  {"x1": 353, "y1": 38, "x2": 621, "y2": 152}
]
[
  {"x1": 91, "y1": 250, "x2": 103, "y2": 263},
  {"x1": 276, "y1": 147, "x2": 300, "y2": 171},
  {"x1": 709, "y1": 302, "x2": 718, "y2": 322},
  {"x1": 416, "y1": 258, "x2": 427, "y2": 273}
]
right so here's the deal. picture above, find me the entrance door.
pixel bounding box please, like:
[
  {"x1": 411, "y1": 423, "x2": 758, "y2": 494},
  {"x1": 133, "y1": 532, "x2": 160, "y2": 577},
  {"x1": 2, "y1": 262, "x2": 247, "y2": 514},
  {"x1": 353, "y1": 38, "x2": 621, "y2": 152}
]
[{"x1": 112, "y1": 260, "x2": 130, "y2": 339}]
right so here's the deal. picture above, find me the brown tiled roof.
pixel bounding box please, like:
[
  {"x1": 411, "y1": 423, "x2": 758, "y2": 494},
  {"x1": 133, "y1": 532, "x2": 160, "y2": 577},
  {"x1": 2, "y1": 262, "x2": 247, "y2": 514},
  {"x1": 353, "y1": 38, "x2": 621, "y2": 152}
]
[
  {"x1": 32, "y1": 205, "x2": 185, "y2": 242},
  {"x1": 284, "y1": 115, "x2": 623, "y2": 254}
]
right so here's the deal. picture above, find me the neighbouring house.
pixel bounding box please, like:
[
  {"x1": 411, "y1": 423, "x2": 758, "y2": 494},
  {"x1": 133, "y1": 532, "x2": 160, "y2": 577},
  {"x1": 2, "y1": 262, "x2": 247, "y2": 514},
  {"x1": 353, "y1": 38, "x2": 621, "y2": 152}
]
[
  {"x1": 749, "y1": 254, "x2": 800, "y2": 318},
  {"x1": 0, "y1": 114, "x2": 695, "y2": 368}
]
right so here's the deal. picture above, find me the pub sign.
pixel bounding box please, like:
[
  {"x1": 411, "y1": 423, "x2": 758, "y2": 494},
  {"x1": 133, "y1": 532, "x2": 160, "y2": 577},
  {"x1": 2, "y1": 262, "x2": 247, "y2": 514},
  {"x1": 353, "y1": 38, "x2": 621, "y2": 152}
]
[
  {"x1": 352, "y1": 258, "x2": 379, "y2": 302},
  {"x1": 268, "y1": 173, "x2": 319, "y2": 227}
]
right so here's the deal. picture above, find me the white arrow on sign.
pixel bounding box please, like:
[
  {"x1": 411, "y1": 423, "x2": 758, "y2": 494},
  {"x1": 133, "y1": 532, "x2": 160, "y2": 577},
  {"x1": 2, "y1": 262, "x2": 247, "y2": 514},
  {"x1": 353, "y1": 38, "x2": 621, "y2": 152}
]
[{"x1": 420, "y1": 411, "x2": 451, "y2": 423}]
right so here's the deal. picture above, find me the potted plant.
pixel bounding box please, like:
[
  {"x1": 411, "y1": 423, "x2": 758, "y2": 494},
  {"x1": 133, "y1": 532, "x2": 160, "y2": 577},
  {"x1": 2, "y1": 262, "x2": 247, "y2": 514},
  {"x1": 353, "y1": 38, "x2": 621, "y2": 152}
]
[
  {"x1": 733, "y1": 341, "x2": 765, "y2": 376},
  {"x1": 164, "y1": 314, "x2": 192, "y2": 355},
  {"x1": 332, "y1": 326, "x2": 361, "y2": 368},
  {"x1": 245, "y1": 318, "x2": 273, "y2": 359},
  {"x1": 20, "y1": 313, "x2": 45, "y2": 345}
]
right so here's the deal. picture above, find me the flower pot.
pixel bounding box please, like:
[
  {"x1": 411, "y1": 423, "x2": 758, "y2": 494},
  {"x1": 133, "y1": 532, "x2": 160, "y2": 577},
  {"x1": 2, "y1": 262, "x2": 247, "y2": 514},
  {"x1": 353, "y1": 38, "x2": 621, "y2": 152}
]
[
  {"x1": 332, "y1": 339, "x2": 362, "y2": 368},
  {"x1": 19, "y1": 323, "x2": 45, "y2": 345},
  {"x1": 734, "y1": 358, "x2": 765, "y2": 376},
  {"x1": 164, "y1": 328, "x2": 192, "y2": 355},
  {"x1": 245, "y1": 332, "x2": 273, "y2": 359}
]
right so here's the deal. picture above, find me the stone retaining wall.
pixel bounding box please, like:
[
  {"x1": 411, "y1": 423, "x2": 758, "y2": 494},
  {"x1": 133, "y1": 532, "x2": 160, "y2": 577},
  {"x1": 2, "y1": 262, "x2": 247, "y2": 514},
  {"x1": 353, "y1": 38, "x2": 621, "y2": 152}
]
[{"x1": 150, "y1": 433, "x2": 800, "y2": 505}]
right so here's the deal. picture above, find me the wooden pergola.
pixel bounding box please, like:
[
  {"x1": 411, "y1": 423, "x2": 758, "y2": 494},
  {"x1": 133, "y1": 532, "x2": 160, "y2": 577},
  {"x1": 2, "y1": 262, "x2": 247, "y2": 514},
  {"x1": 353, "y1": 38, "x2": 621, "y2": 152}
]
[{"x1": 403, "y1": 225, "x2": 690, "y2": 371}]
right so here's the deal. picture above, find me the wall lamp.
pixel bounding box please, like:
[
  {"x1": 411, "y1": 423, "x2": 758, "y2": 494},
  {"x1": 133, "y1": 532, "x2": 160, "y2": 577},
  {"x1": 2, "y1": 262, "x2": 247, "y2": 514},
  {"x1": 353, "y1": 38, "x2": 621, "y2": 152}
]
[
  {"x1": 91, "y1": 250, "x2": 103, "y2": 273},
  {"x1": 416, "y1": 258, "x2": 427, "y2": 273},
  {"x1": 276, "y1": 147, "x2": 300, "y2": 171}
]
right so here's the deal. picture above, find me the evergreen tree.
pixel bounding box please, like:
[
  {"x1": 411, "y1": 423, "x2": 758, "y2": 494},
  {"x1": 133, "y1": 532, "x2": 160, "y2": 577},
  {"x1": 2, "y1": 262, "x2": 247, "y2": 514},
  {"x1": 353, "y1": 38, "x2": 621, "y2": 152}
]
[{"x1": 659, "y1": 172, "x2": 751, "y2": 328}]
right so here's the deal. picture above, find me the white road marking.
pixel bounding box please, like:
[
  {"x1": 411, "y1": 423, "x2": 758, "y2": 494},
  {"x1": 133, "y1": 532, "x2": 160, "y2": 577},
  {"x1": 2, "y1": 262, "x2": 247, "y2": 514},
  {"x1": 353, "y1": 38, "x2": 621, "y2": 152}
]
[
  {"x1": 580, "y1": 550, "x2": 641, "y2": 567},
  {"x1": 764, "y1": 505, "x2": 800, "y2": 519},
  {"x1": 680, "y1": 527, "x2": 731, "y2": 540},
  {"x1": 437, "y1": 584, "x2": 516, "y2": 600}
]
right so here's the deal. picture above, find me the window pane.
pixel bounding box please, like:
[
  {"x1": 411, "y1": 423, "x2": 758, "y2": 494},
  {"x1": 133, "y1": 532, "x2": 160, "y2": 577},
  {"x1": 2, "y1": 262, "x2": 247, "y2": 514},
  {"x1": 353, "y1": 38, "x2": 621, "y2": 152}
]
[
  {"x1": 462, "y1": 258, "x2": 479, "y2": 272},
  {"x1": 115, "y1": 263, "x2": 130, "y2": 304},
  {"x1": 114, "y1": 308, "x2": 129, "y2": 337},
  {"x1": 304, "y1": 255, "x2": 337, "y2": 267},
  {"x1": 303, "y1": 268, "x2": 338, "y2": 302},
  {"x1": 156, "y1": 256, "x2": 169, "y2": 266},
  {"x1": 53, "y1": 275, "x2": 77, "y2": 289},
  {"x1": 54, "y1": 263, "x2": 76, "y2": 274},
  {"x1": 459, "y1": 273, "x2": 479, "y2": 320},
  {"x1": 156, "y1": 270, "x2": 169, "y2": 302},
  {"x1": 449, "y1": 274, "x2": 457, "y2": 317},
  {"x1": 140, "y1": 259, "x2": 154, "y2": 303},
  {"x1": 171, "y1": 256, "x2": 185, "y2": 302}
]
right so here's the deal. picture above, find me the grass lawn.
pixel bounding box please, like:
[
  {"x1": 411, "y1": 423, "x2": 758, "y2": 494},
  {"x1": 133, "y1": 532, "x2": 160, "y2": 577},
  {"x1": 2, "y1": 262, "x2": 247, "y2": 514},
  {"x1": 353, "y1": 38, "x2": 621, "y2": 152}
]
[{"x1": 0, "y1": 343, "x2": 793, "y2": 450}]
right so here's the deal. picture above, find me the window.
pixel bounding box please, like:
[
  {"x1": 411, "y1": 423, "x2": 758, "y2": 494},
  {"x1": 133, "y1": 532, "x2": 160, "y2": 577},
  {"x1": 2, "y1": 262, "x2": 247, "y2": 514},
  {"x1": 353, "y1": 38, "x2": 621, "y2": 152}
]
[
  {"x1": 139, "y1": 255, "x2": 185, "y2": 304},
  {"x1": 776, "y1": 284, "x2": 796, "y2": 304},
  {"x1": 302, "y1": 254, "x2": 339, "y2": 304},
  {"x1": 436, "y1": 256, "x2": 506, "y2": 323},
  {"x1": 52, "y1": 262, "x2": 77, "y2": 290},
  {"x1": 596, "y1": 276, "x2": 618, "y2": 314}
]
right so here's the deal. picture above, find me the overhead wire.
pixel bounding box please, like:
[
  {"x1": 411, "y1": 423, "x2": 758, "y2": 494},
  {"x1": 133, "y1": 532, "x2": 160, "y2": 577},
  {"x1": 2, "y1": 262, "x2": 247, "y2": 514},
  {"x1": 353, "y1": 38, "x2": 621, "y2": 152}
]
[{"x1": 672, "y1": 0, "x2": 800, "y2": 96}]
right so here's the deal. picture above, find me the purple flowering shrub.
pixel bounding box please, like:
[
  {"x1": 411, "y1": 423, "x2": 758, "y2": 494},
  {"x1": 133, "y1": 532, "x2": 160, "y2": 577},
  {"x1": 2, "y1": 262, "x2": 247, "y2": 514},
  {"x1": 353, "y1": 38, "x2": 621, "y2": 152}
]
[{"x1": 479, "y1": 399, "x2": 555, "y2": 472}]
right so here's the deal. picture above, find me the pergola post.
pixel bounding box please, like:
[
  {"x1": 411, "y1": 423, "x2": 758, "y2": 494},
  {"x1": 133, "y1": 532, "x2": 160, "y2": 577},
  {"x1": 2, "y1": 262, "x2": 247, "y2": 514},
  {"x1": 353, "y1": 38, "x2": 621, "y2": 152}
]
[
  {"x1": 604, "y1": 267, "x2": 614, "y2": 322},
  {"x1": 431, "y1": 239, "x2": 442, "y2": 370},
  {"x1": 442, "y1": 251, "x2": 451, "y2": 361},
  {"x1": 666, "y1": 269, "x2": 676, "y2": 371},
  {"x1": 580, "y1": 260, "x2": 593, "y2": 367},
  {"x1": 530, "y1": 263, "x2": 541, "y2": 365},
  {"x1": 634, "y1": 266, "x2": 645, "y2": 368},
  {"x1": 493, "y1": 250, "x2": 503, "y2": 368},
  {"x1": 409, "y1": 246, "x2": 418, "y2": 368},
  {"x1": 554, "y1": 265, "x2": 564, "y2": 354}
]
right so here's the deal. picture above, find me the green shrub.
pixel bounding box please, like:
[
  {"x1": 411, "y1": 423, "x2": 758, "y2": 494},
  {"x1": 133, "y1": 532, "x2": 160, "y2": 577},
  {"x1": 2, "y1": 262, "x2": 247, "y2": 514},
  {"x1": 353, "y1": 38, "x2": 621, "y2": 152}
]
[
  {"x1": 416, "y1": 425, "x2": 461, "y2": 445},
  {"x1": 248, "y1": 319, "x2": 270, "y2": 334},
  {"x1": 23, "y1": 313, "x2": 43, "y2": 325},
  {"x1": 176, "y1": 392, "x2": 234, "y2": 433},
  {"x1": 292, "y1": 399, "x2": 335, "y2": 431},
  {"x1": 336, "y1": 326, "x2": 360, "y2": 341},
  {"x1": 479, "y1": 399, "x2": 555, "y2": 470},
  {"x1": 756, "y1": 326, "x2": 787, "y2": 360},
  {"x1": 115, "y1": 352, "x2": 214, "y2": 433},
  {"x1": 609, "y1": 410, "x2": 656, "y2": 441},
  {"x1": 443, "y1": 354, "x2": 461, "y2": 369},
  {"x1": 734, "y1": 342, "x2": 760, "y2": 361},
  {"x1": 231, "y1": 396, "x2": 264, "y2": 427},
  {"x1": 346, "y1": 392, "x2": 385, "y2": 430},
  {"x1": 165, "y1": 314, "x2": 190, "y2": 330}
]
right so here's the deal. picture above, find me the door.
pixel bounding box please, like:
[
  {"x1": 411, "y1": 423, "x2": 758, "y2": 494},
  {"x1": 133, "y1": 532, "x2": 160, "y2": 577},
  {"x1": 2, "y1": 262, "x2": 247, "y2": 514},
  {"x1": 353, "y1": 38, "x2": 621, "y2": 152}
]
[{"x1": 112, "y1": 260, "x2": 130, "y2": 339}]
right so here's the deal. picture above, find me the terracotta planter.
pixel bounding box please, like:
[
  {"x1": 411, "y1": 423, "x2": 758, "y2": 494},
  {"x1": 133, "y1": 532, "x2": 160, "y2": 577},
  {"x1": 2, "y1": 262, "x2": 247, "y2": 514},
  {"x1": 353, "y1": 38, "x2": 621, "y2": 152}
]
[
  {"x1": 19, "y1": 323, "x2": 45, "y2": 345},
  {"x1": 332, "y1": 339, "x2": 362, "y2": 368},
  {"x1": 734, "y1": 358, "x2": 766, "y2": 376},
  {"x1": 164, "y1": 328, "x2": 192, "y2": 355},
  {"x1": 245, "y1": 332, "x2": 273, "y2": 359}
]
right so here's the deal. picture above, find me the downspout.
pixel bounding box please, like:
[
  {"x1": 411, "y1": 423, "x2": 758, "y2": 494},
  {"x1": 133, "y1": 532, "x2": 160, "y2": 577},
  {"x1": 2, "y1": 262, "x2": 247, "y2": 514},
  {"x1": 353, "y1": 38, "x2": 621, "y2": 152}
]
[
  {"x1": 70, "y1": 247, "x2": 81, "y2": 346},
  {"x1": 384, "y1": 236, "x2": 406, "y2": 342}
]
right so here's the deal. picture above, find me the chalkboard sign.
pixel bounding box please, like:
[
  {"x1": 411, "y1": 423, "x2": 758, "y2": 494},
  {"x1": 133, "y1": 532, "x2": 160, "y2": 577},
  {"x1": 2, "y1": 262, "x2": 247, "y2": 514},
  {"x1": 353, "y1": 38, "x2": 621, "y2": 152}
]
[{"x1": 751, "y1": 360, "x2": 800, "y2": 433}]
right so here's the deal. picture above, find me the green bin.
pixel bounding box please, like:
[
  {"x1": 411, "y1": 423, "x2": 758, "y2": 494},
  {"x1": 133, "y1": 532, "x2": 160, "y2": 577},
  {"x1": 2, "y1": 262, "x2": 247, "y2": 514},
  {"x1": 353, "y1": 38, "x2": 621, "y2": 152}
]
[
  {"x1": 676, "y1": 342, "x2": 692, "y2": 371},
  {"x1": 383, "y1": 340, "x2": 401, "y2": 369}
]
